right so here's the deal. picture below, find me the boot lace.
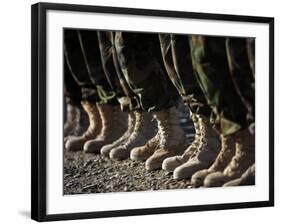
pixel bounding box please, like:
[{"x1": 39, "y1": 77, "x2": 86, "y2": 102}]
[
  {"x1": 157, "y1": 119, "x2": 171, "y2": 148},
  {"x1": 122, "y1": 113, "x2": 144, "y2": 148},
  {"x1": 189, "y1": 118, "x2": 208, "y2": 159},
  {"x1": 210, "y1": 135, "x2": 235, "y2": 170}
]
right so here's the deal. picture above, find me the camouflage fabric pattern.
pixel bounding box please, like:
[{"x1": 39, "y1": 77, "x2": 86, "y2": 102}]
[
  {"x1": 189, "y1": 35, "x2": 249, "y2": 136},
  {"x1": 158, "y1": 34, "x2": 211, "y2": 116},
  {"x1": 115, "y1": 32, "x2": 180, "y2": 112},
  {"x1": 97, "y1": 31, "x2": 139, "y2": 111}
]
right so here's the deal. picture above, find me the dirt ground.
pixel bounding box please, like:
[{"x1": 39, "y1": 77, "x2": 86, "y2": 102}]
[{"x1": 63, "y1": 150, "x2": 195, "y2": 194}]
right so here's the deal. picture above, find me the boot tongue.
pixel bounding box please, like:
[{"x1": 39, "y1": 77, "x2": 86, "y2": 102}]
[
  {"x1": 154, "y1": 107, "x2": 185, "y2": 148},
  {"x1": 158, "y1": 120, "x2": 183, "y2": 148}
]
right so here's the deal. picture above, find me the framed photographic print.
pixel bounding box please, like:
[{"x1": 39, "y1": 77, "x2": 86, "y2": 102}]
[{"x1": 31, "y1": 2, "x2": 274, "y2": 222}]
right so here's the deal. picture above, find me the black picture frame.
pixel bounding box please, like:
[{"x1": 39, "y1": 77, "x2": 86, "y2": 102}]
[{"x1": 31, "y1": 2, "x2": 274, "y2": 222}]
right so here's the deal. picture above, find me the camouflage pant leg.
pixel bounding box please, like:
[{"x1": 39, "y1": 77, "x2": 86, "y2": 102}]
[
  {"x1": 64, "y1": 29, "x2": 99, "y2": 103},
  {"x1": 64, "y1": 55, "x2": 82, "y2": 106},
  {"x1": 97, "y1": 31, "x2": 139, "y2": 110},
  {"x1": 77, "y1": 30, "x2": 117, "y2": 104},
  {"x1": 159, "y1": 33, "x2": 211, "y2": 116},
  {"x1": 225, "y1": 37, "x2": 255, "y2": 123},
  {"x1": 189, "y1": 35, "x2": 248, "y2": 136},
  {"x1": 115, "y1": 32, "x2": 179, "y2": 112}
]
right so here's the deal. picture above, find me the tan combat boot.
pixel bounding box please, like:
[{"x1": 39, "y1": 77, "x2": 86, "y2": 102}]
[
  {"x1": 130, "y1": 133, "x2": 160, "y2": 162},
  {"x1": 83, "y1": 103, "x2": 127, "y2": 153},
  {"x1": 223, "y1": 163, "x2": 255, "y2": 186},
  {"x1": 100, "y1": 112, "x2": 135, "y2": 157},
  {"x1": 145, "y1": 107, "x2": 189, "y2": 171},
  {"x1": 162, "y1": 113, "x2": 201, "y2": 172},
  {"x1": 109, "y1": 111, "x2": 156, "y2": 160},
  {"x1": 64, "y1": 104, "x2": 90, "y2": 145},
  {"x1": 64, "y1": 103, "x2": 80, "y2": 138},
  {"x1": 65, "y1": 101, "x2": 102, "y2": 151},
  {"x1": 191, "y1": 134, "x2": 236, "y2": 186},
  {"x1": 173, "y1": 115, "x2": 221, "y2": 180},
  {"x1": 204, "y1": 129, "x2": 255, "y2": 187}
]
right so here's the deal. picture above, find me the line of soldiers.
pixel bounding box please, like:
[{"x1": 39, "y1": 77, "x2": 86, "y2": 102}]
[{"x1": 64, "y1": 29, "x2": 255, "y2": 187}]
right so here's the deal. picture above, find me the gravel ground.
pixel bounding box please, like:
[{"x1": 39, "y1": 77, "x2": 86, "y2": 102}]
[
  {"x1": 63, "y1": 103, "x2": 196, "y2": 195},
  {"x1": 63, "y1": 151, "x2": 195, "y2": 195}
]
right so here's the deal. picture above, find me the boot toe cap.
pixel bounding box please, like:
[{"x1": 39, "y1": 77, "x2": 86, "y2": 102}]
[
  {"x1": 130, "y1": 147, "x2": 142, "y2": 161},
  {"x1": 145, "y1": 156, "x2": 162, "y2": 171},
  {"x1": 204, "y1": 172, "x2": 228, "y2": 187},
  {"x1": 173, "y1": 161, "x2": 205, "y2": 180},
  {"x1": 145, "y1": 150, "x2": 173, "y2": 171},
  {"x1": 84, "y1": 140, "x2": 105, "y2": 153},
  {"x1": 109, "y1": 147, "x2": 130, "y2": 160},
  {"x1": 162, "y1": 156, "x2": 184, "y2": 172},
  {"x1": 130, "y1": 147, "x2": 151, "y2": 162},
  {"x1": 191, "y1": 169, "x2": 210, "y2": 187},
  {"x1": 100, "y1": 144, "x2": 114, "y2": 157}
]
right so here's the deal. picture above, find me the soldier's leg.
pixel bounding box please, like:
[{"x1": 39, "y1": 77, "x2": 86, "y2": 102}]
[
  {"x1": 76, "y1": 29, "x2": 128, "y2": 154},
  {"x1": 97, "y1": 31, "x2": 140, "y2": 158},
  {"x1": 186, "y1": 35, "x2": 254, "y2": 187},
  {"x1": 189, "y1": 35, "x2": 249, "y2": 135},
  {"x1": 225, "y1": 37, "x2": 255, "y2": 124},
  {"x1": 97, "y1": 31, "x2": 157, "y2": 160},
  {"x1": 202, "y1": 37, "x2": 255, "y2": 187},
  {"x1": 158, "y1": 34, "x2": 221, "y2": 179},
  {"x1": 64, "y1": 29, "x2": 102, "y2": 151},
  {"x1": 63, "y1": 57, "x2": 89, "y2": 141},
  {"x1": 159, "y1": 34, "x2": 210, "y2": 115},
  {"x1": 64, "y1": 56, "x2": 82, "y2": 107},
  {"x1": 97, "y1": 31, "x2": 134, "y2": 101},
  {"x1": 64, "y1": 30, "x2": 100, "y2": 101},
  {"x1": 115, "y1": 32, "x2": 189, "y2": 170}
]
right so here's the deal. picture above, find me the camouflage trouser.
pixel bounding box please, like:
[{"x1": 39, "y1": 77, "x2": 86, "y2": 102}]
[
  {"x1": 158, "y1": 34, "x2": 211, "y2": 117},
  {"x1": 64, "y1": 29, "x2": 117, "y2": 104},
  {"x1": 226, "y1": 37, "x2": 255, "y2": 124},
  {"x1": 97, "y1": 31, "x2": 139, "y2": 110},
  {"x1": 115, "y1": 32, "x2": 180, "y2": 112},
  {"x1": 189, "y1": 35, "x2": 249, "y2": 136},
  {"x1": 64, "y1": 56, "x2": 82, "y2": 106}
]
